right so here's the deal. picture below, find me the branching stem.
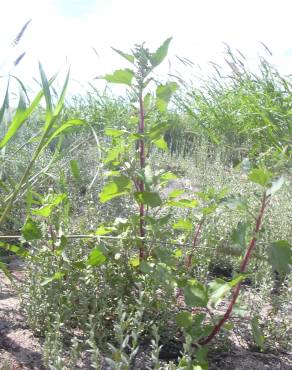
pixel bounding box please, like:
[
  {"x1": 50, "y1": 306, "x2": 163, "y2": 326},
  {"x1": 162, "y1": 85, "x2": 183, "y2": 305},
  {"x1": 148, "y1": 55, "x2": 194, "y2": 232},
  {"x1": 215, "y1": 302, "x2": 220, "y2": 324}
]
[{"x1": 199, "y1": 192, "x2": 268, "y2": 345}]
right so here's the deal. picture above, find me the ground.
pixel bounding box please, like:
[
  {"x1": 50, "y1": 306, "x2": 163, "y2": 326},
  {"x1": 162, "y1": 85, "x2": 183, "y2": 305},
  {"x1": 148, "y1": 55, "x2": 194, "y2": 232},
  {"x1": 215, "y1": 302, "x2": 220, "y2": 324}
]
[{"x1": 0, "y1": 259, "x2": 291, "y2": 369}]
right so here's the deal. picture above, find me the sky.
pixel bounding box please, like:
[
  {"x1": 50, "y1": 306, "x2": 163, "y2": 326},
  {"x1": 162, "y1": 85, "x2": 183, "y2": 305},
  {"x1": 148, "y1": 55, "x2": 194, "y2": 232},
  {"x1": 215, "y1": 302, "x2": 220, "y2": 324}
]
[{"x1": 1, "y1": 0, "x2": 292, "y2": 96}]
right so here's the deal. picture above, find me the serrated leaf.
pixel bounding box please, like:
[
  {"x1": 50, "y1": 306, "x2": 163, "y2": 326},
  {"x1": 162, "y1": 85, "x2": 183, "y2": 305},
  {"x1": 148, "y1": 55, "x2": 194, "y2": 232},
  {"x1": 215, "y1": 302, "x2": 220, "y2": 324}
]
[
  {"x1": 150, "y1": 37, "x2": 172, "y2": 68},
  {"x1": 134, "y1": 191, "x2": 162, "y2": 207},
  {"x1": 22, "y1": 218, "x2": 42, "y2": 241},
  {"x1": 248, "y1": 168, "x2": 272, "y2": 187},
  {"x1": 267, "y1": 240, "x2": 292, "y2": 276},
  {"x1": 87, "y1": 247, "x2": 106, "y2": 267},
  {"x1": 103, "y1": 69, "x2": 134, "y2": 86},
  {"x1": 99, "y1": 175, "x2": 131, "y2": 203}
]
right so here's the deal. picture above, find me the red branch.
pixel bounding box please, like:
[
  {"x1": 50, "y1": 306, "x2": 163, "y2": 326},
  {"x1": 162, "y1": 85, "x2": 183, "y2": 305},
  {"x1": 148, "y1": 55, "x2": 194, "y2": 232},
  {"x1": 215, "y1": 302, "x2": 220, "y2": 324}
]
[
  {"x1": 138, "y1": 92, "x2": 146, "y2": 260},
  {"x1": 199, "y1": 192, "x2": 269, "y2": 345}
]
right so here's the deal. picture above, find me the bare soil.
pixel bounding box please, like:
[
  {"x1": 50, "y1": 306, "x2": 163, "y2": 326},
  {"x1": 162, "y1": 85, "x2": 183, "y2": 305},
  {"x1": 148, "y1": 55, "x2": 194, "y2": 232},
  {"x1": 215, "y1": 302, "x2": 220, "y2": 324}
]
[{"x1": 1, "y1": 259, "x2": 291, "y2": 369}]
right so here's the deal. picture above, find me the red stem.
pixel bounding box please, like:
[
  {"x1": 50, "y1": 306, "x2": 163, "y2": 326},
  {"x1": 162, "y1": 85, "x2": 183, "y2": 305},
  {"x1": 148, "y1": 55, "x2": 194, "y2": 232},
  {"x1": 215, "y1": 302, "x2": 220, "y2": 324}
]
[
  {"x1": 199, "y1": 193, "x2": 268, "y2": 345},
  {"x1": 138, "y1": 92, "x2": 146, "y2": 260}
]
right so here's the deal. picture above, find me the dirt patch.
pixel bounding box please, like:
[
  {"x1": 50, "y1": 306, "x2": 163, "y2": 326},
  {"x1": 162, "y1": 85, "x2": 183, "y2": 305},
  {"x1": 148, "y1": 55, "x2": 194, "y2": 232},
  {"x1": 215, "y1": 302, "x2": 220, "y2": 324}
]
[
  {"x1": 0, "y1": 259, "x2": 291, "y2": 369},
  {"x1": 0, "y1": 265, "x2": 44, "y2": 370}
]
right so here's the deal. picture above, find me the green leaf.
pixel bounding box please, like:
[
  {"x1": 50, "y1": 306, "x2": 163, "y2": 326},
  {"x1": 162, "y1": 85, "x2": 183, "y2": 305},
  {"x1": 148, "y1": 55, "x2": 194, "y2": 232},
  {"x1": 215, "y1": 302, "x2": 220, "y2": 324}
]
[
  {"x1": 248, "y1": 168, "x2": 272, "y2": 187},
  {"x1": 267, "y1": 240, "x2": 292, "y2": 276},
  {"x1": 183, "y1": 280, "x2": 208, "y2": 307},
  {"x1": 150, "y1": 37, "x2": 172, "y2": 68},
  {"x1": 208, "y1": 279, "x2": 231, "y2": 306},
  {"x1": 111, "y1": 47, "x2": 134, "y2": 63},
  {"x1": 251, "y1": 316, "x2": 265, "y2": 349},
  {"x1": 154, "y1": 248, "x2": 176, "y2": 267},
  {"x1": 95, "y1": 225, "x2": 115, "y2": 236},
  {"x1": 228, "y1": 273, "x2": 247, "y2": 287},
  {"x1": 33, "y1": 205, "x2": 52, "y2": 217},
  {"x1": 0, "y1": 83, "x2": 9, "y2": 126},
  {"x1": 41, "y1": 271, "x2": 66, "y2": 286},
  {"x1": 176, "y1": 311, "x2": 193, "y2": 329},
  {"x1": 156, "y1": 82, "x2": 178, "y2": 112},
  {"x1": 134, "y1": 191, "x2": 162, "y2": 207},
  {"x1": 160, "y1": 171, "x2": 177, "y2": 181},
  {"x1": 172, "y1": 218, "x2": 193, "y2": 231},
  {"x1": 167, "y1": 199, "x2": 198, "y2": 208},
  {"x1": 33, "y1": 194, "x2": 66, "y2": 217},
  {"x1": 87, "y1": 247, "x2": 106, "y2": 267},
  {"x1": 0, "y1": 87, "x2": 43, "y2": 148},
  {"x1": 139, "y1": 260, "x2": 153, "y2": 274},
  {"x1": 223, "y1": 197, "x2": 248, "y2": 211},
  {"x1": 53, "y1": 69, "x2": 70, "y2": 117},
  {"x1": 22, "y1": 218, "x2": 42, "y2": 241},
  {"x1": 231, "y1": 222, "x2": 248, "y2": 248},
  {"x1": 39, "y1": 62, "x2": 53, "y2": 120},
  {"x1": 130, "y1": 256, "x2": 140, "y2": 267},
  {"x1": 153, "y1": 136, "x2": 168, "y2": 150},
  {"x1": 0, "y1": 261, "x2": 13, "y2": 281},
  {"x1": 104, "y1": 145, "x2": 125, "y2": 163},
  {"x1": 267, "y1": 176, "x2": 285, "y2": 196},
  {"x1": 168, "y1": 189, "x2": 185, "y2": 199},
  {"x1": 105, "y1": 127, "x2": 127, "y2": 137},
  {"x1": 147, "y1": 122, "x2": 171, "y2": 140},
  {"x1": 156, "y1": 82, "x2": 178, "y2": 103},
  {"x1": 99, "y1": 175, "x2": 131, "y2": 203},
  {"x1": 43, "y1": 119, "x2": 85, "y2": 149},
  {"x1": 70, "y1": 159, "x2": 81, "y2": 181},
  {"x1": 103, "y1": 69, "x2": 134, "y2": 86},
  {"x1": 144, "y1": 165, "x2": 153, "y2": 187},
  {"x1": 0, "y1": 242, "x2": 29, "y2": 258}
]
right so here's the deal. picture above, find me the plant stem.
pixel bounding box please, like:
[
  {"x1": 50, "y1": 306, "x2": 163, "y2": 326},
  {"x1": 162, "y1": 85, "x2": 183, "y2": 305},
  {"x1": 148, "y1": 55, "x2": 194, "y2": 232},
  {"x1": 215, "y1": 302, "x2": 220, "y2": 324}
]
[
  {"x1": 185, "y1": 218, "x2": 204, "y2": 269},
  {"x1": 138, "y1": 91, "x2": 146, "y2": 260},
  {"x1": 199, "y1": 192, "x2": 268, "y2": 345}
]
